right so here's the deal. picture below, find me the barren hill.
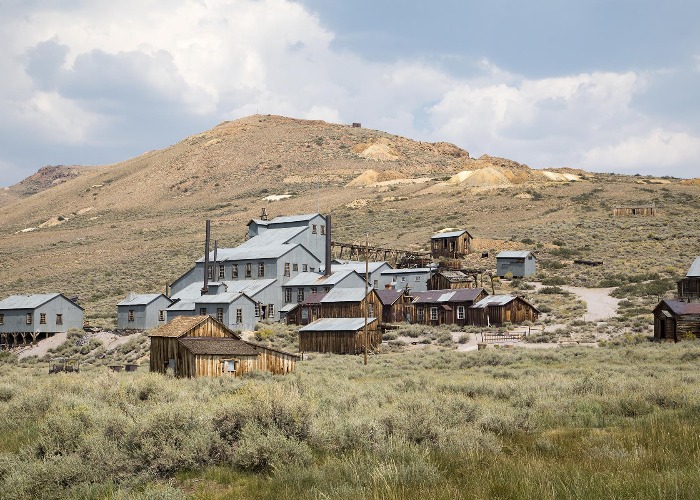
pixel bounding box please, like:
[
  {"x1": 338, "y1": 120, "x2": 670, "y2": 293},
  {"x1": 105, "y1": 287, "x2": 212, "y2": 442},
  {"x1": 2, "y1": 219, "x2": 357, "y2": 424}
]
[{"x1": 0, "y1": 114, "x2": 698, "y2": 325}]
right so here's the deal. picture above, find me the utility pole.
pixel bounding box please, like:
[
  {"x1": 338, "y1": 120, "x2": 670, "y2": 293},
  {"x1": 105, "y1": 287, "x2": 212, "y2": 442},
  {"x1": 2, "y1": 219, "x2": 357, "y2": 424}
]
[{"x1": 364, "y1": 233, "x2": 369, "y2": 366}]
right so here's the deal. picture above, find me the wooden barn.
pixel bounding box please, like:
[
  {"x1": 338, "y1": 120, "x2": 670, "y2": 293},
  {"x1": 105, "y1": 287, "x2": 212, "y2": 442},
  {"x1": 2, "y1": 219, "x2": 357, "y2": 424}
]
[
  {"x1": 468, "y1": 295, "x2": 539, "y2": 326},
  {"x1": 677, "y1": 256, "x2": 700, "y2": 301},
  {"x1": 653, "y1": 300, "x2": 700, "y2": 342},
  {"x1": 613, "y1": 203, "x2": 656, "y2": 216},
  {"x1": 431, "y1": 230, "x2": 473, "y2": 259},
  {"x1": 299, "y1": 317, "x2": 381, "y2": 354},
  {"x1": 412, "y1": 288, "x2": 489, "y2": 326},
  {"x1": 288, "y1": 287, "x2": 383, "y2": 327},
  {"x1": 149, "y1": 316, "x2": 298, "y2": 377},
  {"x1": 377, "y1": 288, "x2": 414, "y2": 323},
  {"x1": 428, "y1": 270, "x2": 475, "y2": 290}
]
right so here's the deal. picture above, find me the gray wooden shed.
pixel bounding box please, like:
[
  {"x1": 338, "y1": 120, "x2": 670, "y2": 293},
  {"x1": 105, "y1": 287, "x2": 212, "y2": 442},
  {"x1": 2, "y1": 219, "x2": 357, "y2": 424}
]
[
  {"x1": 117, "y1": 293, "x2": 173, "y2": 330},
  {"x1": 496, "y1": 251, "x2": 537, "y2": 278},
  {"x1": 0, "y1": 293, "x2": 83, "y2": 348}
]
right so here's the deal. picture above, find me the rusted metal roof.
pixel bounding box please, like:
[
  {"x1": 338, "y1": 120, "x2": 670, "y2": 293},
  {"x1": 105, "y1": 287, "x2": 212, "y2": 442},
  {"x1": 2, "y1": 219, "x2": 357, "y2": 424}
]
[
  {"x1": 377, "y1": 289, "x2": 403, "y2": 305},
  {"x1": 301, "y1": 292, "x2": 328, "y2": 305},
  {"x1": 413, "y1": 288, "x2": 486, "y2": 304},
  {"x1": 178, "y1": 337, "x2": 259, "y2": 356},
  {"x1": 299, "y1": 317, "x2": 378, "y2": 332},
  {"x1": 434, "y1": 270, "x2": 471, "y2": 282},
  {"x1": 661, "y1": 300, "x2": 700, "y2": 316}
]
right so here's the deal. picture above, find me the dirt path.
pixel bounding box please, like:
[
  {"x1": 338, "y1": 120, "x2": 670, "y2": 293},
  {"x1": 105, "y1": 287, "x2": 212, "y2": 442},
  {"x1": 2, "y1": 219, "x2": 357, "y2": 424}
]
[{"x1": 561, "y1": 286, "x2": 620, "y2": 321}]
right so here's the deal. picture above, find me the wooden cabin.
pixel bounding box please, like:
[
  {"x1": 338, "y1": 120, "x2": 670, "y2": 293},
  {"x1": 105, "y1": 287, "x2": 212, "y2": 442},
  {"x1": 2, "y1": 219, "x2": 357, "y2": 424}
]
[
  {"x1": 468, "y1": 295, "x2": 539, "y2": 326},
  {"x1": 289, "y1": 288, "x2": 383, "y2": 327},
  {"x1": 149, "y1": 316, "x2": 298, "y2": 377},
  {"x1": 431, "y1": 230, "x2": 472, "y2": 259},
  {"x1": 653, "y1": 300, "x2": 700, "y2": 342},
  {"x1": 428, "y1": 270, "x2": 475, "y2": 290},
  {"x1": 677, "y1": 256, "x2": 700, "y2": 302},
  {"x1": 299, "y1": 317, "x2": 381, "y2": 354},
  {"x1": 412, "y1": 288, "x2": 488, "y2": 326},
  {"x1": 613, "y1": 203, "x2": 656, "y2": 216},
  {"x1": 377, "y1": 288, "x2": 414, "y2": 323}
]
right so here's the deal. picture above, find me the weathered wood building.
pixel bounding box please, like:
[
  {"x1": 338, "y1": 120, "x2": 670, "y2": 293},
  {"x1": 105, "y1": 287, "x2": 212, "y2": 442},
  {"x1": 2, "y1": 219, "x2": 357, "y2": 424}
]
[
  {"x1": 613, "y1": 203, "x2": 656, "y2": 216},
  {"x1": 298, "y1": 317, "x2": 381, "y2": 354},
  {"x1": 117, "y1": 293, "x2": 172, "y2": 330},
  {"x1": 412, "y1": 288, "x2": 489, "y2": 326},
  {"x1": 467, "y1": 295, "x2": 539, "y2": 326},
  {"x1": 431, "y1": 230, "x2": 473, "y2": 259},
  {"x1": 0, "y1": 293, "x2": 83, "y2": 349},
  {"x1": 496, "y1": 251, "x2": 537, "y2": 278},
  {"x1": 653, "y1": 300, "x2": 700, "y2": 342},
  {"x1": 677, "y1": 256, "x2": 700, "y2": 301},
  {"x1": 288, "y1": 287, "x2": 383, "y2": 327},
  {"x1": 149, "y1": 316, "x2": 298, "y2": 377},
  {"x1": 377, "y1": 289, "x2": 414, "y2": 323},
  {"x1": 428, "y1": 270, "x2": 475, "y2": 290}
]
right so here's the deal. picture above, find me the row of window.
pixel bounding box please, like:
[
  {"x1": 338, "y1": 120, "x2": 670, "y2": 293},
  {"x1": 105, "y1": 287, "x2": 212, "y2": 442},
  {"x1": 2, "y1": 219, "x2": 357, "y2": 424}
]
[
  {"x1": 207, "y1": 261, "x2": 319, "y2": 280},
  {"x1": 0, "y1": 313, "x2": 64, "y2": 326},
  {"x1": 127, "y1": 310, "x2": 166, "y2": 322},
  {"x1": 283, "y1": 263, "x2": 315, "y2": 277},
  {"x1": 311, "y1": 224, "x2": 326, "y2": 235},
  {"x1": 195, "y1": 304, "x2": 276, "y2": 323},
  {"x1": 284, "y1": 287, "x2": 332, "y2": 303},
  {"x1": 416, "y1": 306, "x2": 465, "y2": 322}
]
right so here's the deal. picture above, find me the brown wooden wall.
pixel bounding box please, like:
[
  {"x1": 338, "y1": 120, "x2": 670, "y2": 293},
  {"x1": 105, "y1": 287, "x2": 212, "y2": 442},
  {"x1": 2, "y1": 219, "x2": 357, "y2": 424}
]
[
  {"x1": 299, "y1": 328, "x2": 381, "y2": 354},
  {"x1": 291, "y1": 291, "x2": 383, "y2": 326},
  {"x1": 467, "y1": 299, "x2": 538, "y2": 326},
  {"x1": 679, "y1": 278, "x2": 700, "y2": 300},
  {"x1": 428, "y1": 275, "x2": 474, "y2": 290},
  {"x1": 383, "y1": 300, "x2": 412, "y2": 323},
  {"x1": 654, "y1": 308, "x2": 700, "y2": 341},
  {"x1": 431, "y1": 234, "x2": 471, "y2": 258},
  {"x1": 613, "y1": 205, "x2": 656, "y2": 216}
]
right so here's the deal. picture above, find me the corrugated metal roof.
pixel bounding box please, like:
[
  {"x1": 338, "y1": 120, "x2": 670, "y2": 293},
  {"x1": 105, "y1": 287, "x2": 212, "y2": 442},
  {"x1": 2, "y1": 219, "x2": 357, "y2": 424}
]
[
  {"x1": 283, "y1": 270, "x2": 355, "y2": 286},
  {"x1": 117, "y1": 293, "x2": 168, "y2": 306},
  {"x1": 178, "y1": 337, "x2": 258, "y2": 356},
  {"x1": 301, "y1": 291, "x2": 328, "y2": 305},
  {"x1": 171, "y1": 279, "x2": 276, "y2": 301},
  {"x1": 377, "y1": 289, "x2": 403, "y2": 305},
  {"x1": 431, "y1": 230, "x2": 470, "y2": 239},
  {"x1": 381, "y1": 268, "x2": 431, "y2": 275},
  {"x1": 194, "y1": 293, "x2": 250, "y2": 305},
  {"x1": 662, "y1": 299, "x2": 700, "y2": 316},
  {"x1": 320, "y1": 287, "x2": 369, "y2": 303},
  {"x1": 167, "y1": 301, "x2": 197, "y2": 311},
  {"x1": 267, "y1": 213, "x2": 320, "y2": 224},
  {"x1": 496, "y1": 251, "x2": 535, "y2": 259},
  {"x1": 238, "y1": 226, "x2": 307, "y2": 249},
  {"x1": 279, "y1": 303, "x2": 299, "y2": 313},
  {"x1": 687, "y1": 257, "x2": 700, "y2": 277},
  {"x1": 332, "y1": 261, "x2": 390, "y2": 274},
  {"x1": 471, "y1": 295, "x2": 516, "y2": 308},
  {"x1": 413, "y1": 288, "x2": 485, "y2": 304},
  {"x1": 299, "y1": 317, "x2": 378, "y2": 332},
  {"x1": 0, "y1": 293, "x2": 62, "y2": 310},
  {"x1": 196, "y1": 243, "x2": 301, "y2": 262}
]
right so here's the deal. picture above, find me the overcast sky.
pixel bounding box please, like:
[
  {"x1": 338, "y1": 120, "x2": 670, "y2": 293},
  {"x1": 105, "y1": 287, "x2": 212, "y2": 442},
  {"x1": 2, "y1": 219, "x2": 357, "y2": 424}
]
[{"x1": 1, "y1": 0, "x2": 699, "y2": 187}]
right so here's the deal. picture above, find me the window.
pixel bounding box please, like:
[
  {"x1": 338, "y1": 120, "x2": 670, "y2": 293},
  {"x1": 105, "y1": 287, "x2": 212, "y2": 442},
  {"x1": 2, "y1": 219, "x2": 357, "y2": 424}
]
[
  {"x1": 268, "y1": 303, "x2": 274, "y2": 318},
  {"x1": 40, "y1": 313, "x2": 46, "y2": 325},
  {"x1": 285, "y1": 288, "x2": 292, "y2": 303},
  {"x1": 312, "y1": 224, "x2": 317, "y2": 234},
  {"x1": 208, "y1": 266, "x2": 215, "y2": 279},
  {"x1": 310, "y1": 287, "x2": 317, "y2": 294},
  {"x1": 158, "y1": 310, "x2": 165, "y2": 322},
  {"x1": 284, "y1": 263, "x2": 290, "y2": 277},
  {"x1": 218, "y1": 265, "x2": 225, "y2": 279},
  {"x1": 0, "y1": 313, "x2": 4, "y2": 325},
  {"x1": 292, "y1": 263, "x2": 298, "y2": 272},
  {"x1": 368, "y1": 303, "x2": 374, "y2": 317},
  {"x1": 236, "y1": 308, "x2": 242, "y2": 323},
  {"x1": 128, "y1": 310, "x2": 134, "y2": 322},
  {"x1": 310, "y1": 267, "x2": 315, "y2": 272},
  {"x1": 430, "y1": 307, "x2": 438, "y2": 321},
  {"x1": 297, "y1": 288, "x2": 305, "y2": 302},
  {"x1": 217, "y1": 308, "x2": 224, "y2": 322},
  {"x1": 254, "y1": 303, "x2": 260, "y2": 317},
  {"x1": 401, "y1": 277, "x2": 406, "y2": 282},
  {"x1": 258, "y1": 262, "x2": 265, "y2": 278},
  {"x1": 324, "y1": 287, "x2": 331, "y2": 292},
  {"x1": 232, "y1": 264, "x2": 238, "y2": 278},
  {"x1": 457, "y1": 306, "x2": 465, "y2": 320},
  {"x1": 373, "y1": 280, "x2": 378, "y2": 289},
  {"x1": 320, "y1": 225, "x2": 325, "y2": 235},
  {"x1": 417, "y1": 308, "x2": 424, "y2": 322},
  {"x1": 56, "y1": 314, "x2": 62, "y2": 325},
  {"x1": 223, "y1": 359, "x2": 237, "y2": 373},
  {"x1": 302, "y1": 264, "x2": 308, "y2": 272},
  {"x1": 245, "y1": 263, "x2": 252, "y2": 278},
  {"x1": 415, "y1": 276, "x2": 421, "y2": 281},
  {"x1": 26, "y1": 313, "x2": 32, "y2": 325},
  {"x1": 199, "y1": 307, "x2": 207, "y2": 316}
]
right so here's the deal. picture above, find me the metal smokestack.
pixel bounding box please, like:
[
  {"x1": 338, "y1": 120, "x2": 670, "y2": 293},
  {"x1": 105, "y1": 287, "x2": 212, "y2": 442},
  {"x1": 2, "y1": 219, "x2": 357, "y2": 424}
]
[
  {"x1": 202, "y1": 219, "x2": 211, "y2": 295},
  {"x1": 213, "y1": 240, "x2": 218, "y2": 282},
  {"x1": 324, "y1": 214, "x2": 332, "y2": 276}
]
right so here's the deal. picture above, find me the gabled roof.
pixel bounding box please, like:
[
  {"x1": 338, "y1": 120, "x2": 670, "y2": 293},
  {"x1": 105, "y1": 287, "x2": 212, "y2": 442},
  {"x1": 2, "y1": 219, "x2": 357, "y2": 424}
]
[
  {"x1": 431, "y1": 229, "x2": 472, "y2": 239},
  {"x1": 238, "y1": 226, "x2": 307, "y2": 248},
  {"x1": 248, "y1": 213, "x2": 321, "y2": 227},
  {"x1": 413, "y1": 288, "x2": 486, "y2": 304},
  {"x1": 471, "y1": 294, "x2": 539, "y2": 312},
  {"x1": 149, "y1": 315, "x2": 240, "y2": 338},
  {"x1": 657, "y1": 299, "x2": 700, "y2": 316},
  {"x1": 687, "y1": 257, "x2": 700, "y2": 278},
  {"x1": 377, "y1": 289, "x2": 403, "y2": 306},
  {"x1": 171, "y1": 279, "x2": 276, "y2": 301},
  {"x1": 167, "y1": 301, "x2": 196, "y2": 311},
  {"x1": 193, "y1": 292, "x2": 253, "y2": 305},
  {"x1": 283, "y1": 269, "x2": 358, "y2": 287},
  {"x1": 432, "y1": 270, "x2": 471, "y2": 282},
  {"x1": 332, "y1": 261, "x2": 391, "y2": 274},
  {"x1": 117, "y1": 293, "x2": 171, "y2": 307},
  {"x1": 299, "y1": 317, "x2": 378, "y2": 332},
  {"x1": 0, "y1": 293, "x2": 83, "y2": 310},
  {"x1": 301, "y1": 292, "x2": 328, "y2": 305},
  {"x1": 496, "y1": 251, "x2": 535, "y2": 259},
  {"x1": 381, "y1": 268, "x2": 431, "y2": 275},
  {"x1": 320, "y1": 287, "x2": 372, "y2": 303},
  {"x1": 178, "y1": 336, "x2": 259, "y2": 356},
  {"x1": 197, "y1": 243, "x2": 313, "y2": 263}
]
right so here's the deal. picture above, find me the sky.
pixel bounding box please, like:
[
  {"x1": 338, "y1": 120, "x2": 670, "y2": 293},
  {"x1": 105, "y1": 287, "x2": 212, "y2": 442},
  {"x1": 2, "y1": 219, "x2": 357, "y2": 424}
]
[{"x1": 1, "y1": 0, "x2": 699, "y2": 187}]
